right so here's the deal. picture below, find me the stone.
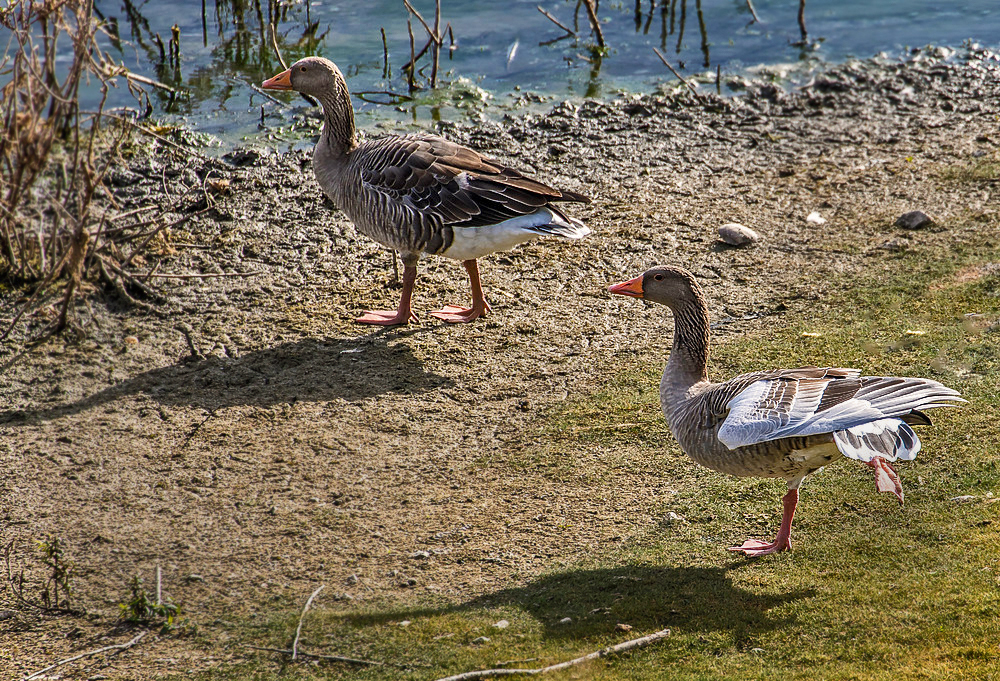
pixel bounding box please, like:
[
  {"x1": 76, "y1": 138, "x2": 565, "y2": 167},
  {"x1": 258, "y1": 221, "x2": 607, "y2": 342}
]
[
  {"x1": 806, "y1": 211, "x2": 827, "y2": 225},
  {"x1": 559, "y1": 617, "x2": 573, "y2": 625},
  {"x1": 493, "y1": 619, "x2": 510, "y2": 629},
  {"x1": 472, "y1": 636, "x2": 491, "y2": 644},
  {"x1": 895, "y1": 210, "x2": 935, "y2": 230},
  {"x1": 718, "y1": 223, "x2": 760, "y2": 247}
]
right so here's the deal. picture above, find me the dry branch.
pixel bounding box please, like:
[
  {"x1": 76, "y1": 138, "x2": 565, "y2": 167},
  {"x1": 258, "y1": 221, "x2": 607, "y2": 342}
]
[
  {"x1": 581, "y1": 0, "x2": 605, "y2": 47},
  {"x1": 652, "y1": 47, "x2": 704, "y2": 100},
  {"x1": 433, "y1": 628, "x2": 671, "y2": 680},
  {"x1": 537, "y1": 5, "x2": 576, "y2": 42},
  {"x1": 292, "y1": 584, "x2": 325, "y2": 661},
  {"x1": 23, "y1": 630, "x2": 149, "y2": 681}
]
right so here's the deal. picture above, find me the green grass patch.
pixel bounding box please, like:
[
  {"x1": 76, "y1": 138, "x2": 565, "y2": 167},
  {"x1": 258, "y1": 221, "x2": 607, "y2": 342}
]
[{"x1": 176, "y1": 237, "x2": 1000, "y2": 680}]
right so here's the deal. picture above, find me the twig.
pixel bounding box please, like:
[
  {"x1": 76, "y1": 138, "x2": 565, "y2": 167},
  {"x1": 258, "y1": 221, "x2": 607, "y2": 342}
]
[
  {"x1": 143, "y1": 271, "x2": 258, "y2": 279},
  {"x1": 537, "y1": 6, "x2": 576, "y2": 39},
  {"x1": 292, "y1": 585, "x2": 325, "y2": 661},
  {"x1": 433, "y1": 628, "x2": 671, "y2": 680},
  {"x1": 245, "y1": 645, "x2": 385, "y2": 667},
  {"x1": 81, "y1": 110, "x2": 208, "y2": 160},
  {"x1": 652, "y1": 47, "x2": 703, "y2": 100},
  {"x1": 581, "y1": 0, "x2": 605, "y2": 47},
  {"x1": 380, "y1": 27, "x2": 390, "y2": 78},
  {"x1": 120, "y1": 70, "x2": 177, "y2": 94},
  {"x1": 23, "y1": 631, "x2": 149, "y2": 681},
  {"x1": 121, "y1": 207, "x2": 214, "y2": 269},
  {"x1": 797, "y1": 0, "x2": 807, "y2": 42},
  {"x1": 269, "y1": 22, "x2": 288, "y2": 69},
  {"x1": 745, "y1": 0, "x2": 760, "y2": 23}
]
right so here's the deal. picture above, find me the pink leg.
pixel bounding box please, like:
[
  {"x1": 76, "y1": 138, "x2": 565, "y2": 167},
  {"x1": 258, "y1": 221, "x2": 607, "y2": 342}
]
[
  {"x1": 356, "y1": 261, "x2": 419, "y2": 326},
  {"x1": 430, "y1": 259, "x2": 493, "y2": 323},
  {"x1": 867, "y1": 457, "x2": 904, "y2": 505},
  {"x1": 728, "y1": 488, "x2": 798, "y2": 557}
]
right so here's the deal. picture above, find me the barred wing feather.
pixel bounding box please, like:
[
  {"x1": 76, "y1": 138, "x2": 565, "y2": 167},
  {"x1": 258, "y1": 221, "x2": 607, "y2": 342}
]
[{"x1": 716, "y1": 368, "x2": 964, "y2": 453}]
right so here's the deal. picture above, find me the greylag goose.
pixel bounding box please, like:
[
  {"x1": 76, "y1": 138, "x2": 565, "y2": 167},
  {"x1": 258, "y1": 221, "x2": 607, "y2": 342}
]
[
  {"x1": 262, "y1": 57, "x2": 590, "y2": 325},
  {"x1": 608, "y1": 265, "x2": 964, "y2": 557}
]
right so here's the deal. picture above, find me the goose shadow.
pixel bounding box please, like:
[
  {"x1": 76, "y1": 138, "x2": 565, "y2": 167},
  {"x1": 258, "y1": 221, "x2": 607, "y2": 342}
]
[
  {"x1": 1, "y1": 332, "x2": 451, "y2": 425},
  {"x1": 344, "y1": 565, "x2": 814, "y2": 646}
]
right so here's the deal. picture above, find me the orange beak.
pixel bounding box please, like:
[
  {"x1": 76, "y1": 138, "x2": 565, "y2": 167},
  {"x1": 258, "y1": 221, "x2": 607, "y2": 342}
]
[
  {"x1": 262, "y1": 68, "x2": 293, "y2": 90},
  {"x1": 608, "y1": 275, "x2": 644, "y2": 298}
]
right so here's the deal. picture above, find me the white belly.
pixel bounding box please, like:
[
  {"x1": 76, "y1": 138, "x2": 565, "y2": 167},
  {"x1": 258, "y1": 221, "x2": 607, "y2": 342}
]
[{"x1": 439, "y1": 210, "x2": 556, "y2": 261}]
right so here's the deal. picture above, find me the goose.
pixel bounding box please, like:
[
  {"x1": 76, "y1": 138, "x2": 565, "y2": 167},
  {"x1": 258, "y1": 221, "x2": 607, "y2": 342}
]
[
  {"x1": 608, "y1": 265, "x2": 964, "y2": 557},
  {"x1": 262, "y1": 57, "x2": 590, "y2": 325}
]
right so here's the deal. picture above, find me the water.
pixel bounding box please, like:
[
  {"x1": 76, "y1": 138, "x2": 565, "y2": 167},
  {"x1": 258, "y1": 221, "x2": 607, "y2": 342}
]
[{"x1": 19, "y1": 1, "x2": 1000, "y2": 144}]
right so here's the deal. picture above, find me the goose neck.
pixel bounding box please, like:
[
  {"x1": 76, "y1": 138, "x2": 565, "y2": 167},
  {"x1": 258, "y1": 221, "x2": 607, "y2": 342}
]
[{"x1": 317, "y1": 84, "x2": 358, "y2": 158}]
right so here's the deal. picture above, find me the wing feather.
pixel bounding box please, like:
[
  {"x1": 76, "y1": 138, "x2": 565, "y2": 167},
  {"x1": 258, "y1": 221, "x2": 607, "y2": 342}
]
[{"x1": 715, "y1": 369, "x2": 963, "y2": 451}]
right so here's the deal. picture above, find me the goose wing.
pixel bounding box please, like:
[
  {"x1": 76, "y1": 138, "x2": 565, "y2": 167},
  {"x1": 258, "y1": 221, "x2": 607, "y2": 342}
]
[
  {"x1": 353, "y1": 133, "x2": 588, "y2": 230},
  {"x1": 713, "y1": 367, "x2": 963, "y2": 451}
]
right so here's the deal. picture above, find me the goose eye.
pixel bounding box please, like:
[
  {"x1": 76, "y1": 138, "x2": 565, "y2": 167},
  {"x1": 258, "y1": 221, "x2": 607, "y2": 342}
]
[
  {"x1": 654, "y1": 274, "x2": 664, "y2": 281},
  {"x1": 299, "y1": 66, "x2": 307, "y2": 72}
]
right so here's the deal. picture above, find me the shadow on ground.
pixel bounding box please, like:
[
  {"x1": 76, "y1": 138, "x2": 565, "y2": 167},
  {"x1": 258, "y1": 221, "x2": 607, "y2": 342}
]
[
  {"x1": 342, "y1": 564, "x2": 813, "y2": 645},
  {"x1": 1, "y1": 333, "x2": 450, "y2": 424}
]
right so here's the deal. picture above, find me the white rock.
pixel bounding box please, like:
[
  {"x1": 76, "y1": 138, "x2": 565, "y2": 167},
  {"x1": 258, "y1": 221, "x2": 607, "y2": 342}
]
[
  {"x1": 399, "y1": 620, "x2": 411, "y2": 627},
  {"x1": 472, "y1": 636, "x2": 491, "y2": 644},
  {"x1": 718, "y1": 223, "x2": 760, "y2": 247},
  {"x1": 493, "y1": 619, "x2": 510, "y2": 629},
  {"x1": 559, "y1": 617, "x2": 573, "y2": 625},
  {"x1": 806, "y1": 211, "x2": 827, "y2": 225}
]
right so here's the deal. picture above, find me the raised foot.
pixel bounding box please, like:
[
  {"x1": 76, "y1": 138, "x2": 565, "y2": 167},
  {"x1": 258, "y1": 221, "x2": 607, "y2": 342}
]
[
  {"x1": 355, "y1": 309, "x2": 418, "y2": 326},
  {"x1": 429, "y1": 304, "x2": 489, "y2": 324},
  {"x1": 727, "y1": 537, "x2": 791, "y2": 558}
]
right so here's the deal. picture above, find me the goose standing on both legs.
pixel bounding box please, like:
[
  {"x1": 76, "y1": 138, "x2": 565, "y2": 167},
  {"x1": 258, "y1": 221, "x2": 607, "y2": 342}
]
[
  {"x1": 262, "y1": 57, "x2": 590, "y2": 325},
  {"x1": 608, "y1": 265, "x2": 965, "y2": 557}
]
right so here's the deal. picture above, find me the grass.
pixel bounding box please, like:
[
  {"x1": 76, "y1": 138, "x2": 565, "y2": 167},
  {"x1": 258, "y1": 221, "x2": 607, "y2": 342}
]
[{"x1": 174, "y1": 233, "x2": 999, "y2": 679}]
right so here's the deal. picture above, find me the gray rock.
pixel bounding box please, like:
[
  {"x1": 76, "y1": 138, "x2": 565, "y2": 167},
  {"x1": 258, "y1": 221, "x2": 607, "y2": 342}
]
[
  {"x1": 558, "y1": 617, "x2": 573, "y2": 625},
  {"x1": 493, "y1": 619, "x2": 510, "y2": 629},
  {"x1": 718, "y1": 223, "x2": 760, "y2": 247},
  {"x1": 895, "y1": 210, "x2": 935, "y2": 230},
  {"x1": 472, "y1": 636, "x2": 491, "y2": 644}
]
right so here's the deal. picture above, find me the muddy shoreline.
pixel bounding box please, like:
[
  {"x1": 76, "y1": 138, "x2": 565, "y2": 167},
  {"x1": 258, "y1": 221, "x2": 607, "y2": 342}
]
[{"x1": 2, "y1": 47, "x2": 999, "y2": 676}]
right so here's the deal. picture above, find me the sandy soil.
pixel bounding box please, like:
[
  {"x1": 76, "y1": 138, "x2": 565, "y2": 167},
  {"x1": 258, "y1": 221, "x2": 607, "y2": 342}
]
[{"x1": 1, "y1": 46, "x2": 998, "y2": 677}]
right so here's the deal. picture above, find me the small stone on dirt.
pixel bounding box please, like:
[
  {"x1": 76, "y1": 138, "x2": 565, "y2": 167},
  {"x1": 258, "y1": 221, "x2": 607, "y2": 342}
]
[
  {"x1": 410, "y1": 550, "x2": 431, "y2": 559},
  {"x1": 347, "y1": 574, "x2": 358, "y2": 585},
  {"x1": 718, "y1": 223, "x2": 760, "y2": 246},
  {"x1": 494, "y1": 619, "x2": 510, "y2": 629},
  {"x1": 472, "y1": 636, "x2": 491, "y2": 644},
  {"x1": 399, "y1": 620, "x2": 411, "y2": 627},
  {"x1": 895, "y1": 210, "x2": 935, "y2": 229},
  {"x1": 806, "y1": 211, "x2": 827, "y2": 225},
  {"x1": 615, "y1": 623, "x2": 633, "y2": 632}
]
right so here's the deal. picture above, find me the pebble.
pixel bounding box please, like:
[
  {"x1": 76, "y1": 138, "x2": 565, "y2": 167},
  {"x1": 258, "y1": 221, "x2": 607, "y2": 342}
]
[
  {"x1": 718, "y1": 223, "x2": 760, "y2": 247},
  {"x1": 895, "y1": 210, "x2": 935, "y2": 229},
  {"x1": 493, "y1": 619, "x2": 510, "y2": 629},
  {"x1": 615, "y1": 623, "x2": 633, "y2": 632},
  {"x1": 472, "y1": 636, "x2": 491, "y2": 644},
  {"x1": 399, "y1": 620, "x2": 411, "y2": 627},
  {"x1": 410, "y1": 550, "x2": 431, "y2": 559},
  {"x1": 558, "y1": 617, "x2": 573, "y2": 625},
  {"x1": 806, "y1": 211, "x2": 827, "y2": 225}
]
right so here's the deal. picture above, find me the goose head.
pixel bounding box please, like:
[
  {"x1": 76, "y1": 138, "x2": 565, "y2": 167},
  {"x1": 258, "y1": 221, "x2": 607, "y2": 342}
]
[
  {"x1": 608, "y1": 265, "x2": 702, "y2": 310},
  {"x1": 262, "y1": 56, "x2": 346, "y2": 98}
]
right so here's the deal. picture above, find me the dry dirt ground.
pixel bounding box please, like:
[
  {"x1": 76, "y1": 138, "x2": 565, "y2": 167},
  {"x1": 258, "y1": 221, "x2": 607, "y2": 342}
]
[{"x1": 2, "y1": 47, "x2": 999, "y2": 677}]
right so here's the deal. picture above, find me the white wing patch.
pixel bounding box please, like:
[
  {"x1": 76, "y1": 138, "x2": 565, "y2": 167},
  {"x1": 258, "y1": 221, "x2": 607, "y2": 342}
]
[
  {"x1": 717, "y1": 378, "x2": 883, "y2": 449},
  {"x1": 833, "y1": 418, "x2": 921, "y2": 462}
]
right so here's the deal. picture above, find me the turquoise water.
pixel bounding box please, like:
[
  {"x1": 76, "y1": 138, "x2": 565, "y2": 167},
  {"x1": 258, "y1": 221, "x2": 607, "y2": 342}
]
[{"x1": 35, "y1": 1, "x2": 1000, "y2": 141}]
